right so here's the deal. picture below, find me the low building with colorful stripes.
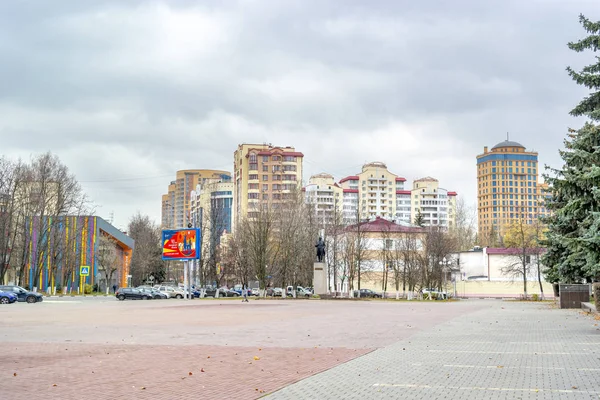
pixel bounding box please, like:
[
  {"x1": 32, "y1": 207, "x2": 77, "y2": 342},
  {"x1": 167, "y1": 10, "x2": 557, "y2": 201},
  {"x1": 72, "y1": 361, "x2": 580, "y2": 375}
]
[{"x1": 23, "y1": 216, "x2": 134, "y2": 293}]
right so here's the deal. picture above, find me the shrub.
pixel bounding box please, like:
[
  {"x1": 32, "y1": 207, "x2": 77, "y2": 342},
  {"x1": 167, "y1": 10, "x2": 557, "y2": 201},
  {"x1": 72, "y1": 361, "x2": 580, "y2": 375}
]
[
  {"x1": 84, "y1": 284, "x2": 93, "y2": 294},
  {"x1": 532, "y1": 294, "x2": 539, "y2": 301},
  {"x1": 593, "y1": 283, "x2": 600, "y2": 312}
]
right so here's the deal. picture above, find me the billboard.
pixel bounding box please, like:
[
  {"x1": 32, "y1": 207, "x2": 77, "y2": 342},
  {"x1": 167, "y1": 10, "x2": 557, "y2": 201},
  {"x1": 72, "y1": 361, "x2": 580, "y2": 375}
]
[{"x1": 162, "y1": 229, "x2": 201, "y2": 260}]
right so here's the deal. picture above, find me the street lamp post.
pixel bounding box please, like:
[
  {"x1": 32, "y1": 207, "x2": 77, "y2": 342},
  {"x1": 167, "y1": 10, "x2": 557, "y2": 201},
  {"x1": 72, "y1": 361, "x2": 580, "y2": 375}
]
[{"x1": 439, "y1": 257, "x2": 449, "y2": 299}]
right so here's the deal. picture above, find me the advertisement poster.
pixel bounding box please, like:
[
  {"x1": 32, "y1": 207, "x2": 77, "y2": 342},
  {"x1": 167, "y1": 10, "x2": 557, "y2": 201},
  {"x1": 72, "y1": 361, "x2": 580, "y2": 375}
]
[{"x1": 162, "y1": 229, "x2": 200, "y2": 260}]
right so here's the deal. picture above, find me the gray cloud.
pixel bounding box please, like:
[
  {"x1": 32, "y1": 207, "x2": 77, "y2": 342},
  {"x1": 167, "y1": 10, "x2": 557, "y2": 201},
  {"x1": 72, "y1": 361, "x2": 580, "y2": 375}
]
[{"x1": 0, "y1": 0, "x2": 599, "y2": 229}]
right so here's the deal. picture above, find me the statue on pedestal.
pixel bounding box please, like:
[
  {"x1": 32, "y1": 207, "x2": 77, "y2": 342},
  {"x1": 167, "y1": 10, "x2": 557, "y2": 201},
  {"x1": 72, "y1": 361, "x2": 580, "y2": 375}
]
[{"x1": 315, "y1": 237, "x2": 326, "y2": 263}]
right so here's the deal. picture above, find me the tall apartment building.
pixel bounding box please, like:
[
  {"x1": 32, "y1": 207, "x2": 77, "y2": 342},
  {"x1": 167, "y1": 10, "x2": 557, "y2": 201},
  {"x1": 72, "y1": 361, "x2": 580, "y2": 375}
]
[
  {"x1": 477, "y1": 139, "x2": 545, "y2": 235},
  {"x1": 233, "y1": 144, "x2": 304, "y2": 228},
  {"x1": 190, "y1": 178, "x2": 233, "y2": 259},
  {"x1": 304, "y1": 173, "x2": 343, "y2": 225},
  {"x1": 410, "y1": 177, "x2": 457, "y2": 228},
  {"x1": 161, "y1": 169, "x2": 231, "y2": 229},
  {"x1": 338, "y1": 162, "x2": 410, "y2": 224}
]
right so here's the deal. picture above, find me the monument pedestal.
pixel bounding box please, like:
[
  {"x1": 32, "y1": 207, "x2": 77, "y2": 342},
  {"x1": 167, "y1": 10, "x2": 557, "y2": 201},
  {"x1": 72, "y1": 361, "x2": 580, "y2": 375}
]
[{"x1": 313, "y1": 262, "x2": 327, "y2": 295}]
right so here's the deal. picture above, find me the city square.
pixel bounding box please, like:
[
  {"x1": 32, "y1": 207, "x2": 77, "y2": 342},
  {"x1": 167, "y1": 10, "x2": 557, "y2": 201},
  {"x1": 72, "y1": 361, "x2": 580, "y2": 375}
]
[{"x1": 1, "y1": 297, "x2": 599, "y2": 399}]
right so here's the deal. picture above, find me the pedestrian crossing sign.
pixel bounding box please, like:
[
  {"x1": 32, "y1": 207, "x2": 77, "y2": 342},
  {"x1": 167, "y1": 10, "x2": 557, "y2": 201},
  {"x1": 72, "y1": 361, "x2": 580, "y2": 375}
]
[{"x1": 80, "y1": 266, "x2": 90, "y2": 276}]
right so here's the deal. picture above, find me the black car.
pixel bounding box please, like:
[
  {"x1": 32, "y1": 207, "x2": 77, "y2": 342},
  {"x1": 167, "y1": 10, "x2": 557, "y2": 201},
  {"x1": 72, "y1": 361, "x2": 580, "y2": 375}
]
[
  {"x1": 203, "y1": 287, "x2": 236, "y2": 297},
  {"x1": 115, "y1": 288, "x2": 152, "y2": 301},
  {"x1": 137, "y1": 287, "x2": 167, "y2": 299},
  {"x1": 353, "y1": 289, "x2": 381, "y2": 298},
  {"x1": 0, "y1": 285, "x2": 44, "y2": 303}
]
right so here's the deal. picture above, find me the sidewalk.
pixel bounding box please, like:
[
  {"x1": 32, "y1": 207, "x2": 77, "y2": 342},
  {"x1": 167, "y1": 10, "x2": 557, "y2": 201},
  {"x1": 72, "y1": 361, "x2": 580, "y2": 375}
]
[{"x1": 267, "y1": 301, "x2": 600, "y2": 399}]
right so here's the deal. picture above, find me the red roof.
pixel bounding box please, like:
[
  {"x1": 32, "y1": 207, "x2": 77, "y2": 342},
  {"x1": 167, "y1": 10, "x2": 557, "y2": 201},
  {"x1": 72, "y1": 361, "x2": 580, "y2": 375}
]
[
  {"x1": 254, "y1": 151, "x2": 304, "y2": 157},
  {"x1": 344, "y1": 217, "x2": 425, "y2": 233},
  {"x1": 395, "y1": 177, "x2": 407, "y2": 182},
  {"x1": 447, "y1": 191, "x2": 457, "y2": 196},
  {"x1": 486, "y1": 247, "x2": 546, "y2": 255},
  {"x1": 343, "y1": 188, "x2": 359, "y2": 193},
  {"x1": 339, "y1": 176, "x2": 359, "y2": 184},
  {"x1": 396, "y1": 190, "x2": 411, "y2": 195}
]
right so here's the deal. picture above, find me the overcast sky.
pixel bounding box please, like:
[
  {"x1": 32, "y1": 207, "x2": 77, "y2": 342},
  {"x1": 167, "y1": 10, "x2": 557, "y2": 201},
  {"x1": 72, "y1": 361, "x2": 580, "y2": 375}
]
[{"x1": 1, "y1": 0, "x2": 599, "y2": 230}]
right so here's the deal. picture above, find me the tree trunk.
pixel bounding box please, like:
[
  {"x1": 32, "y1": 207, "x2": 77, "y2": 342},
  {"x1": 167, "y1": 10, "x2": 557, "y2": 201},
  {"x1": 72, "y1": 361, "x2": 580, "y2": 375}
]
[
  {"x1": 537, "y1": 257, "x2": 544, "y2": 300},
  {"x1": 523, "y1": 262, "x2": 528, "y2": 299}
]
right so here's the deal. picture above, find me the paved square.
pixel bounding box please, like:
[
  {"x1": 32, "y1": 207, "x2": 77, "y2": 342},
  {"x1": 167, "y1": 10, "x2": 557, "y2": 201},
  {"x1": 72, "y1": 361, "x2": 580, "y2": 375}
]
[
  {"x1": 1, "y1": 297, "x2": 597, "y2": 399},
  {"x1": 267, "y1": 301, "x2": 600, "y2": 400}
]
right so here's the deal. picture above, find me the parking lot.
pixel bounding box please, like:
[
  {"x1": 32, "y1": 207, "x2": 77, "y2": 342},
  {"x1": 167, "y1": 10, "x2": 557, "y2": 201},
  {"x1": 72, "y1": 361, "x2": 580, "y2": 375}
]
[{"x1": 1, "y1": 297, "x2": 598, "y2": 399}]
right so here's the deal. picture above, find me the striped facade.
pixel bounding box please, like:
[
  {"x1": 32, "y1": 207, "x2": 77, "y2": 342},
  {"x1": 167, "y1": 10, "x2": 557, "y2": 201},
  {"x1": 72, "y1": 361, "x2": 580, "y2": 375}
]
[{"x1": 24, "y1": 216, "x2": 134, "y2": 292}]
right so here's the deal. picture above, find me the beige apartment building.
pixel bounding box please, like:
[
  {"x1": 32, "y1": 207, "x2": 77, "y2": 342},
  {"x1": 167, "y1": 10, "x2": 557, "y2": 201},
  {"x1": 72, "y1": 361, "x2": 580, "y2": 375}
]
[
  {"x1": 161, "y1": 169, "x2": 231, "y2": 229},
  {"x1": 338, "y1": 162, "x2": 409, "y2": 224},
  {"x1": 233, "y1": 144, "x2": 304, "y2": 228},
  {"x1": 410, "y1": 177, "x2": 457, "y2": 228}
]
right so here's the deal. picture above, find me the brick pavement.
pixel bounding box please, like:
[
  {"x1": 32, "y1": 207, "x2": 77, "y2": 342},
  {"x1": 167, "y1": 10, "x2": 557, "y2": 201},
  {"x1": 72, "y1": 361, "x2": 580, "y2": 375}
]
[
  {"x1": 267, "y1": 301, "x2": 600, "y2": 400},
  {"x1": 0, "y1": 298, "x2": 486, "y2": 399}
]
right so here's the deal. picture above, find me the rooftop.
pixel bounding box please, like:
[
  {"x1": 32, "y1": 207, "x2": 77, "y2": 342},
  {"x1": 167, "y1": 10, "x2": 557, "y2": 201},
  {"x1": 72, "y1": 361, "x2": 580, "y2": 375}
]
[{"x1": 491, "y1": 140, "x2": 525, "y2": 150}]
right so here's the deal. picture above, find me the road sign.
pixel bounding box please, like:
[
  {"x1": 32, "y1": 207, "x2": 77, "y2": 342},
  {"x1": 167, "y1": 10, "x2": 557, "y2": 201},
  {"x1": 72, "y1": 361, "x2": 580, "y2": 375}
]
[{"x1": 80, "y1": 266, "x2": 90, "y2": 276}]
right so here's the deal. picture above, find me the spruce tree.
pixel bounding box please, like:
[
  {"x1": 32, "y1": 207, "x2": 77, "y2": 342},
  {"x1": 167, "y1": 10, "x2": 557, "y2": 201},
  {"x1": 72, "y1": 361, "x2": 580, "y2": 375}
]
[{"x1": 542, "y1": 15, "x2": 600, "y2": 282}]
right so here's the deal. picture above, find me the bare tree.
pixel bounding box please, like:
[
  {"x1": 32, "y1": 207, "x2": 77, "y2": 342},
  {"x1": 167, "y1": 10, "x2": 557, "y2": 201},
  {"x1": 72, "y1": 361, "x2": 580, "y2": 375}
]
[
  {"x1": 128, "y1": 212, "x2": 164, "y2": 287},
  {"x1": 451, "y1": 197, "x2": 477, "y2": 251},
  {"x1": 501, "y1": 209, "x2": 543, "y2": 299},
  {"x1": 421, "y1": 226, "x2": 457, "y2": 292},
  {"x1": 239, "y1": 202, "x2": 278, "y2": 292},
  {"x1": 96, "y1": 234, "x2": 120, "y2": 294}
]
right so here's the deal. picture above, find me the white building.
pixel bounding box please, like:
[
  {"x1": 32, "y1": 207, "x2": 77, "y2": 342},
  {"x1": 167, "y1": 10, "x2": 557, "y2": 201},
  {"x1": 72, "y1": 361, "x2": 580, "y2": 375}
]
[
  {"x1": 450, "y1": 247, "x2": 544, "y2": 282},
  {"x1": 411, "y1": 177, "x2": 457, "y2": 228},
  {"x1": 304, "y1": 173, "x2": 343, "y2": 226}
]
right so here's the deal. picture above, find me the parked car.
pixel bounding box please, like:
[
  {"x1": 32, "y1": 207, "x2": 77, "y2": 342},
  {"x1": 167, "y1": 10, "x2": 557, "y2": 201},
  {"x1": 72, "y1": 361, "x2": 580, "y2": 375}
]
[
  {"x1": 204, "y1": 287, "x2": 228, "y2": 298},
  {"x1": 223, "y1": 289, "x2": 240, "y2": 297},
  {"x1": 0, "y1": 290, "x2": 17, "y2": 304},
  {"x1": 154, "y1": 285, "x2": 184, "y2": 299},
  {"x1": 0, "y1": 285, "x2": 44, "y2": 303},
  {"x1": 421, "y1": 288, "x2": 447, "y2": 300},
  {"x1": 251, "y1": 288, "x2": 260, "y2": 296},
  {"x1": 116, "y1": 288, "x2": 152, "y2": 301},
  {"x1": 137, "y1": 287, "x2": 167, "y2": 299},
  {"x1": 353, "y1": 288, "x2": 381, "y2": 298},
  {"x1": 266, "y1": 287, "x2": 283, "y2": 297},
  {"x1": 183, "y1": 288, "x2": 201, "y2": 298},
  {"x1": 286, "y1": 286, "x2": 311, "y2": 298}
]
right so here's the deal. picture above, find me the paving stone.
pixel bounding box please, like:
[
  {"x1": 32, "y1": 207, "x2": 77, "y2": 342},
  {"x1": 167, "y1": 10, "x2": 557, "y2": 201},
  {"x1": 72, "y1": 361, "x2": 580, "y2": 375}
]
[{"x1": 267, "y1": 302, "x2": 600, "y2": 400}]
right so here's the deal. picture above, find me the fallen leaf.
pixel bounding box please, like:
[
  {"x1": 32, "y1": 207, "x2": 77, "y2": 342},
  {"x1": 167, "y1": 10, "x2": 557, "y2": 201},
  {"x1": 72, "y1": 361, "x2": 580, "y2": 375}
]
[
  {"x1": 141, "y1": 387, "x2": 146, "y2": 390},
  {"x1": 201, "y1": 368, "x2": 205, "y2": 372},
  {"x1": 254, "y1": 356, "x2": 260, "y2": 360},
  {"x1": 189, "y1": 372, "x2": 193, "y2": 376},
  {"x1": 52, "y1": 384, "x2": 57, "y2": 387},
  {"x1": 13, "y1": 373, "x2": 17, "y2": 377},
  {"x1": 207, "y1": 356, "x2": 211, "y2": 358},
  {"x1": 572, "y1": 386, "x2": 577, "y2": 389}
]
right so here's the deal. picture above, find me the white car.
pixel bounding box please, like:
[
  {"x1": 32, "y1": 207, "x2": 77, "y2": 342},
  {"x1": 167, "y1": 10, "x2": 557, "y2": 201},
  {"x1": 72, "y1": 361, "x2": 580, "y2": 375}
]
[
  {"x1": 421, "y1": 288, "x2": 447, "y2": 300},
  {"x1": 251, "y1": 288, "x2": 259, "y2": 296}
]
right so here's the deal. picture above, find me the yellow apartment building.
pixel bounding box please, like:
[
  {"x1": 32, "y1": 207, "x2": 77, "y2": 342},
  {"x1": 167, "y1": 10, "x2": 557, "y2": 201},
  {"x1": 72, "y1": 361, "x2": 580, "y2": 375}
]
[
  {"x1": 161, "y1": 169, "x2": 231, "y2": 229},
  {"x1": 477, "y1": 139, "x2": 544, "y2": 237},
  {"x1": 233, "y1": 144, "x2": 304, "y2": 229}
]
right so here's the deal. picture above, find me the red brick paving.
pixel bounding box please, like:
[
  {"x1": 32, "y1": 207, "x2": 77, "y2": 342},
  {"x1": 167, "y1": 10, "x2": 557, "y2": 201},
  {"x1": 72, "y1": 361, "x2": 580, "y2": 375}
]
[
  {"x1": 0, "y1": 298, "x2": 487, "y2": 399},
  {"x1": 0, "y1": 342, "x2": 370, "y2": 400}
]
